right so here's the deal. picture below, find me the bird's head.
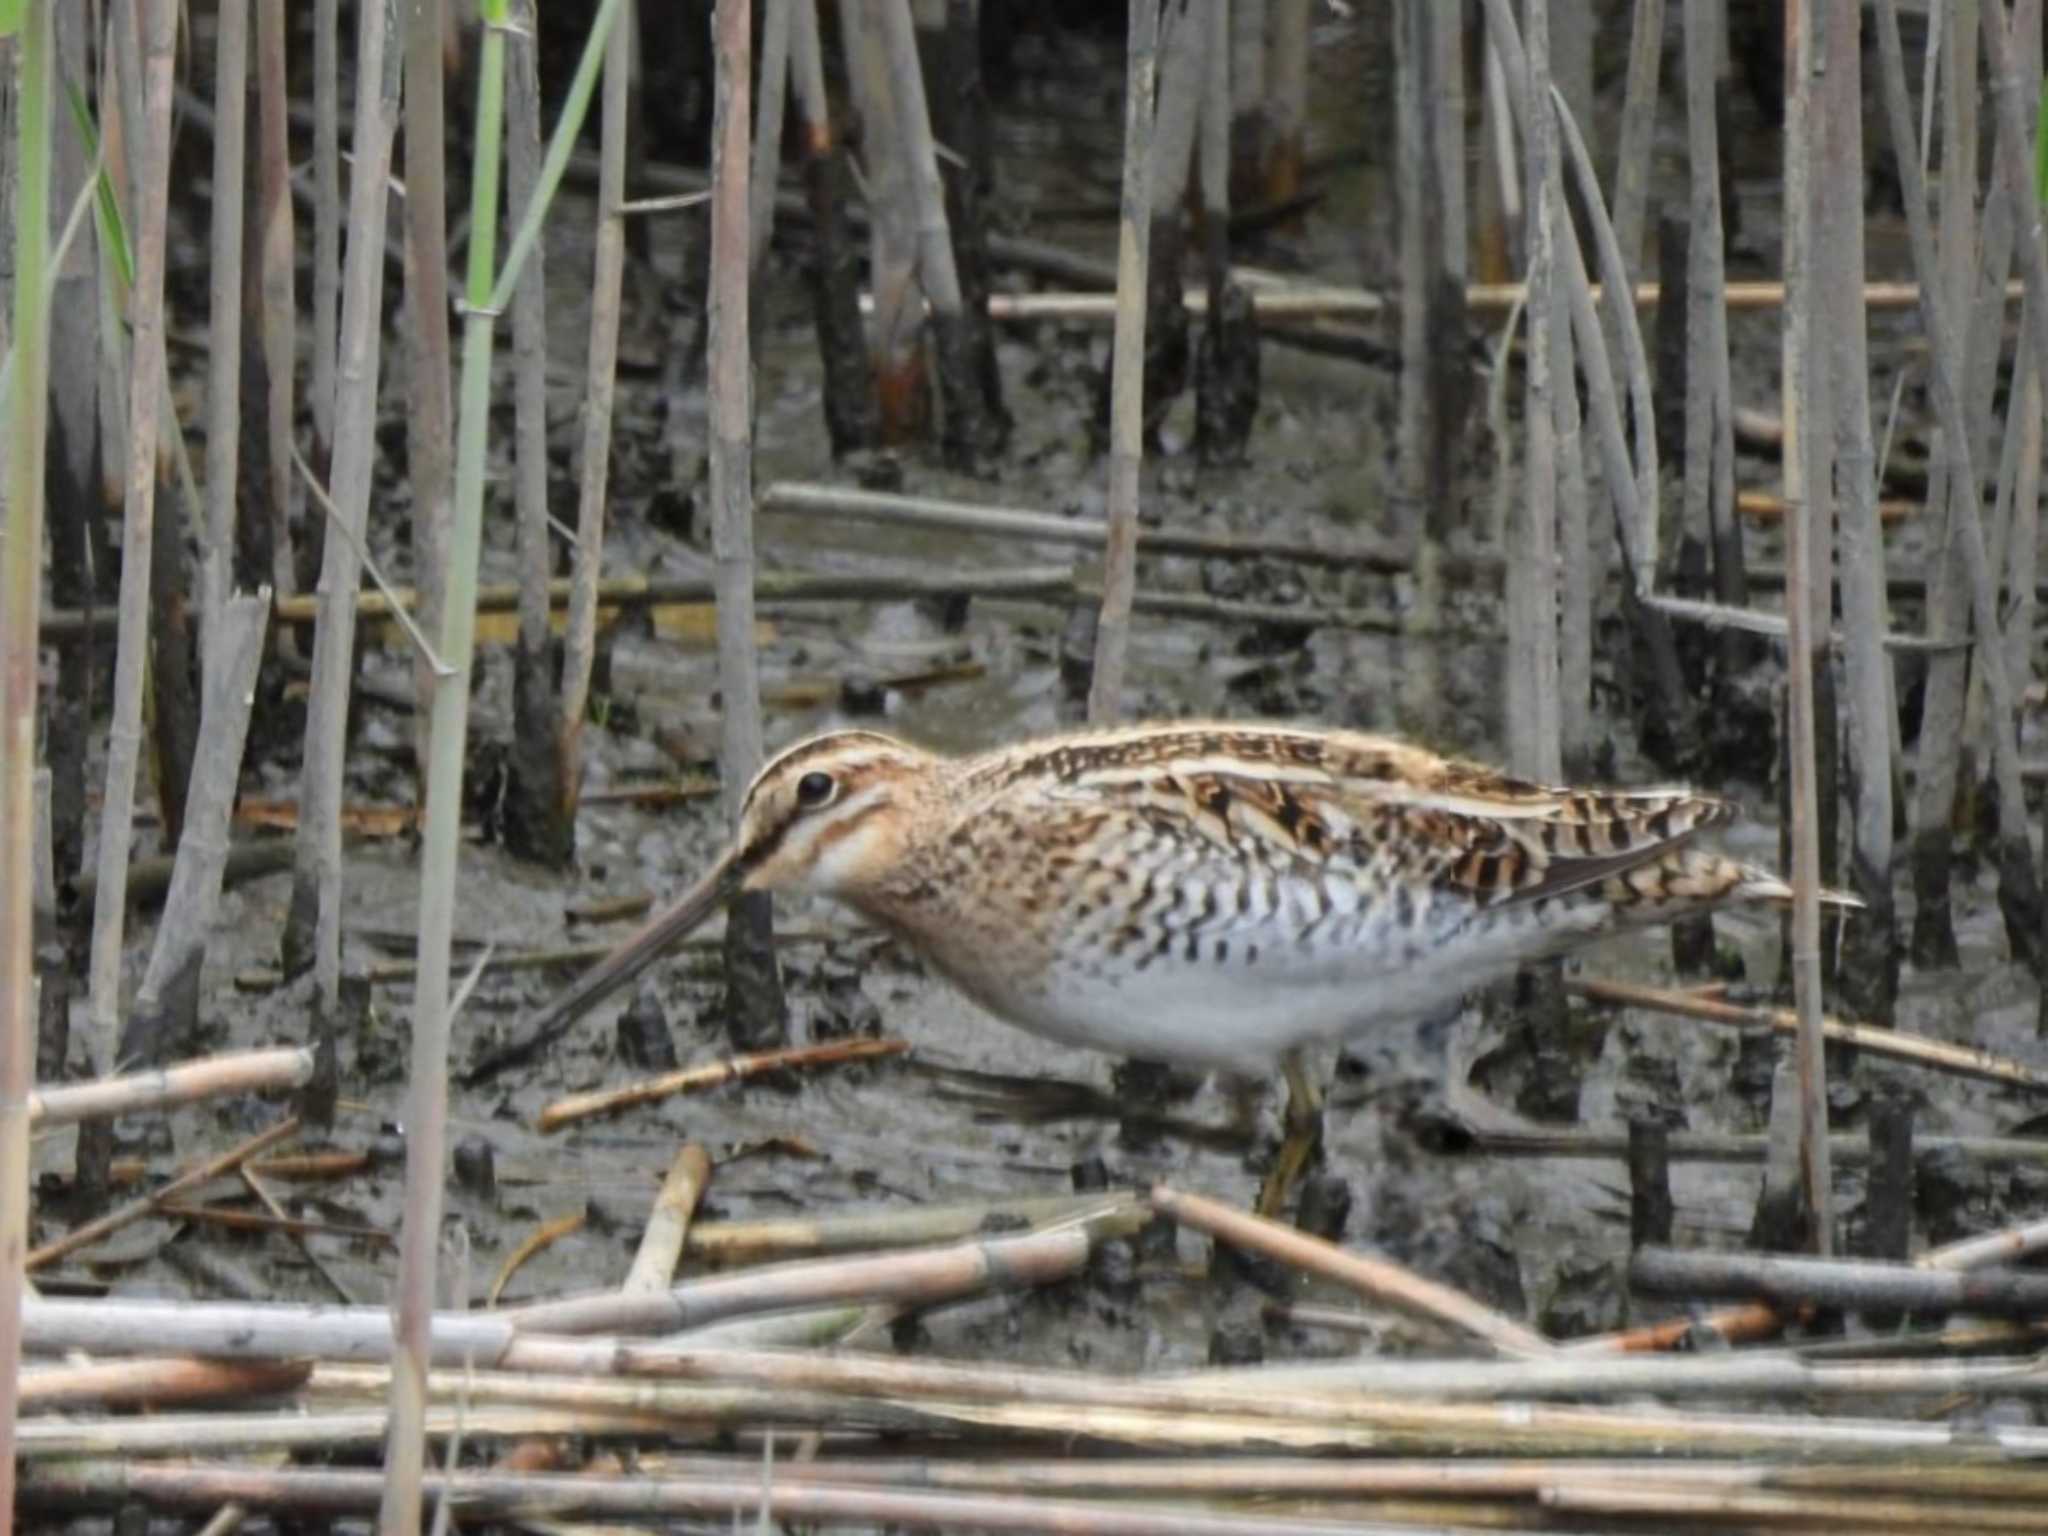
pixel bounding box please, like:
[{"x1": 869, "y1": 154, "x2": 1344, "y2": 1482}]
[{"x1": 510, "y1": 731, "x2": 937, "y2": 1044}]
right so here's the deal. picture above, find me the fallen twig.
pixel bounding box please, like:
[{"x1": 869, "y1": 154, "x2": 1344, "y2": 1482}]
[
  {"x1": 487, "y1": 1209, "x2": 586, "y2": 1306},
  {"x1": 683, "y1": 1190, "x2": 1148, "y2": 1264},
  {"x1": 536, "y1": 1037, "x2": 910, "y2": 1133},
  {"x1": 1567, "y1": 976, "x2": 2048, "y2": 1092},
  {"x1": 622, "y1": 1143, "x2": 711, "y2": 1294},
  {"x1": 41, "y1": 565, "x2": 1080, "y2": 641},
  {"x1": 1631, "y1": 1246, "x2": 2048, "y2": 1318},
  {"x1": 1149, "y1": 1184, "x2": 1553, "y2": 1358},
  {"x1": 505, "y1": 1215, "x2": 1119, "y2": 1336},
  {"x1": 29, "y1": 1047, "x2": 313, "y2": 1126},
  {"x1": 1737, "y1": 488, "x2": 1914, "y2": 523},
  {"x1": 759, "y1": 479, "x2": 1432, "y2": 577},
  {"x1": 26, "y1": 1222, "x2": 1109, "y2": 1361},
  {"x1": 18, "y1": 1461, "x2": 1413, "y2": 1533},
  {"x1": 29, "y1": 1116, "x2": 301, "y2": 1270},
  {"x1": 981, "y1": 277, "x2": 2018, "y2": 323},
  {"x1": 1454, "y1": 1124, "x2": 2048, "y2": 1166},
  {"x1": 19, "y1": 1358, "x2": 309, "y2": 1411},
  {"x1": 155, "y1": 1202, "x2": 390, "y2": 1246},
  {"x1": 1922, "y1": 1214, "x2": 2048, "y2": 1273}
]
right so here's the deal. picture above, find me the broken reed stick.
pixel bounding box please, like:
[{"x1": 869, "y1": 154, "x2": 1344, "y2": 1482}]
[
  {"x1": 29, "y1": 1116, "x2": 301, "y2": 1270},
  {"x1": 38, "y1": 565, "x2": 1081, "y2": 640},
  {"x1": 243, "y1": 1164, "x2": 362, "y2": 1306},
  {"x1": 758, "y1": 479, "x2": 1428, "y2": 576},
  {"x1": 1175, "y1": 1347, "x2": 2048, "y2": 1401},
  {"x1": 1543, "y1": 1479, "x2": 2048, "y2": 1531},
  {"x1": 1566, "y1": 1301, "x2": 1796, "y2": 1357},
  {"x1": 20, "y1": 1408, "x2": 681, "y2": 1461},
  {"x1": 27, "y1": 1452, "x2": 2048, "y2": 1533},
  {"x1": 670, "y1": 1301, "x2": 872, "y2": 1348},
  {"x1": 15, "y1": 1463, "x2": 1396, "y2": 1534},
  {"x1": 242, "y1": 1150, "x2": 371, "y2": 1181},
  {"x1": 1631, "y1": 1246, "x2": 2048, "y2": 1318},
  {"x1": 486, "y1": 1209, "x2": 586, "y2": 1306},
  {"x1": 627, "y1": 1452, "x2": 2048, "y2": 1503},
  {"x1": 27, "y1": 1046, "x2": 313, "y2": 1126},
  {"x1": 24, "y1": 1223, "x2": 1104, "y2": 1363},
  {"x1": 1565, "y1": 976, "x2": 2048, "y2": 1091},
  {"x1": 27, "y1": 1353, "x2": 2048, "y2": 1460},
  {"x1": 155, "y1": 1203, "x2": 390, "y2": 1246},
  {"x1": 1459, "y1": 1124, "x2": 2048, "y2": 1165},
  {"x1": 682, "y1": 1190, "x2": 1149, "y2": 1264},
  {"x1": 621, "y1": 1142, "x2": 711, "y2": 1294},
  {"x1": 1737, "y1": 489, "x2": 1915, "y2": 523},
  {"x1": 980, "y1": 277, "x2": 2019, "y2": 323},
  {"x1": 536, "y1": 1037, "x2": 910, "y2": 1132},
  {"x1": 503, "y1": 1215, "x2": 1114, "y2": 1336},
  {"x1": 19, "y1": 1358, "x2": 309, "y2": 1411},
  {"x1": 307, "y1": 1359, "x2": 947, "y2": 1433},
  {"x1": 1148, "y1": 1185, "x2": 1553, "y2": 1358},
  {"x1": 1921, "y1": 1214, "x2": 2048, "y2": 1272}
]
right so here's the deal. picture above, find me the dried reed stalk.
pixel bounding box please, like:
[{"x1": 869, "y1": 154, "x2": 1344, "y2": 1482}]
[
  {"x1": 1633, "y1": 1245, "x2": 2048, "y2": 1316},
  {"x1": 1184, "y1": 1347, "x2": 2048, "y2": 1401},
  {"x1": 1565, "y1": 975, "x2": 2048, "y2": 1090},
  {"x1": 1087, "y1": 0, "x2": 1159, "y2": 723},
  {"x1": 0, "y1": 7, "x2": 55, "y2": 1520},
  {"x1": 21, "y1": 1462, "x2": 1396, "y2": 1533},
  {"x1": 26, "y1": 1224, "x2": 1098, "y2": 1360},
  {"x1": 1826, "y1": 0, "x2": 1898, "y2": 1021},
  {"x1": 555, "y1": 0, "x2": 630, "y2": 817},
  {"x1": 621, "y1": 1143, "x2": 711, "y2": 1294},
  {"x1": 251, "y1": 0, "x2": 297, "y2": 599},
  {"x1": 402, "y1": 0, "x2": 455, "y2": 773},
  {"x1": 683, "y1": 1190, "x2": 1144, "y2": 1264},
  {"x1": 1781, "y1": 0, "x2": 1835, "y2": 1253},
  {"x1": 985, "y1": 277, "x2": 1982, "y2": 323},
  {"x1": 747, "y1": 0, "x2": 793, "y2": 279},
  {"x1": 1875, "y1": 0, "x2": 2039, "y2": 982},
  {"x1": 875, "y1": 0, "x2": 992, "y2": 464},
  {"x1": 759, "y1": 480, "x2": 1425, "y2": 574},
  {"x1": 1465, "y1": 1123, "x2": 2048, "y2": 1166},
  {"x1": 19, "y1": 1358, "x2": 308, "y2": 1411},
  {"x1": 515, "y1": 1219, "x2": 1110, "y2": 1337},
  {"x1": 28, "y1": 1046, "x2": 311, "y2": 1127},
  {"x1": 1506, "y1": 0, "x2": 1561, "y2": 778},
  {"x1": 129, "y1": 593, "x2": 270, "y2": 1060},
  {"x1": 503, "y1": 0, "x2": 567, "y2": 862},
  {"x1": 1150, "y1": 1185, "x2": 1552, "y2": 1357},
  {"x1": 537, "y1": 1038, "x2": 908, "y2": 1132},
  {"x1": 288, "y1": 0, "x2": 400, "y2": 1003},
  {"x1": 199, "y1": 0, "x2": 249, "y2": 656},
  {"x1": 41, "y1": 2, "x2": 95, "y2": 896},
  {"x1": 310, "y1": 0, "x2": 340, "y2": 459},
  {"x1": 706, "y1": 0, "x2": 787, "y2": 1051},
  {"x1": 29, "y1": 1116, "x2": 299, "y2": 1271},
  {"x1": 381, "y1": 0, "x2": 631, "y2": 1515},
  {"x1": 85, "y1": 0, "x2": 176, "y2": 1070}
]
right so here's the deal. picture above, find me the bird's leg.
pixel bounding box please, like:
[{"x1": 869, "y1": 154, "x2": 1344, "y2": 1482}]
[{"x1": 1255, "y1": 1048, "x2": 1325, "y2": 1219}]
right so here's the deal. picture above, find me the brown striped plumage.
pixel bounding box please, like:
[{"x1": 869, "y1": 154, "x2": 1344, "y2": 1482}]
[{"x1": 533, "y1": 721, "x2": 1853, "y2": 1210}]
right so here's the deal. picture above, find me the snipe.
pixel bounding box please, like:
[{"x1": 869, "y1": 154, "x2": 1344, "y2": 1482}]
[{"x1": 524, "y1": 722, "x2": 1851, "y2": 1212}]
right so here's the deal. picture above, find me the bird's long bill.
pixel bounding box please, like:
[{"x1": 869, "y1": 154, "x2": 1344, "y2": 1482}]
[{"x1": 523, "y1": 851, "x2": 741, "y2": 1039}]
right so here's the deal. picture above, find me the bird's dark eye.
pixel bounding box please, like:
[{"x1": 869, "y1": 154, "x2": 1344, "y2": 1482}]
[{"x1": 795, "y1": 771, "x2": 836, "y2": 809}]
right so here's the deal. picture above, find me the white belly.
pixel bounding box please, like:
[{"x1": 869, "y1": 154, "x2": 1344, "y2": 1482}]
[{"x1": 920, "y1": 899, "x2": 1586, "y2": 1073}]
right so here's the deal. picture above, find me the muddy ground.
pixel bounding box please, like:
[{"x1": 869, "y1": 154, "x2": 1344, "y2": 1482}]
[{"x1": 36, "y1": 4, "x2": 2048, "y2": 1429}]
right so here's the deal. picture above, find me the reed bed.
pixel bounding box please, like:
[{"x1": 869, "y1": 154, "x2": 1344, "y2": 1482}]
[{"x1": 5, "y1": 4, "x2": 2048, "y2": 1533}]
